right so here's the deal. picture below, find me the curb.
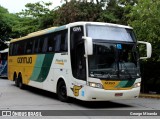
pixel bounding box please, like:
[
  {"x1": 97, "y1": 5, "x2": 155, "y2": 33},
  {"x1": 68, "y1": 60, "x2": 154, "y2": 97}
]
[{"x1": 139, "y1": 93, "x2": 160, "y2": 99}]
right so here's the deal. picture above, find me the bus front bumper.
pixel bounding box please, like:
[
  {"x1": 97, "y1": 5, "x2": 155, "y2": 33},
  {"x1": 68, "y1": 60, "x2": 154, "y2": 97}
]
[{"x1": 82, "y1": 86, "x2": 140, "y2": 101}]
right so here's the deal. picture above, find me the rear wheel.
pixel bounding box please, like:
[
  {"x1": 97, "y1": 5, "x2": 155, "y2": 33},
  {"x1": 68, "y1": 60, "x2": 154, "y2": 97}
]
[
  {"x1": 18, "y1": 75, "x2": 25, "y2": 89},
  {"x1": 57, "y1": 81, "x2": 69, "y2": 102},
  {"x1": 14, "y1": 75, "x2": 19, "y2": 87}
]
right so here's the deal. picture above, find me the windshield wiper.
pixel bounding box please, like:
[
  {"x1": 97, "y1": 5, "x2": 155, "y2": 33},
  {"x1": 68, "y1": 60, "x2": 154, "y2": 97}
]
[{"x1": 120, "y1": 62, "x2": 133, "y2": 79}]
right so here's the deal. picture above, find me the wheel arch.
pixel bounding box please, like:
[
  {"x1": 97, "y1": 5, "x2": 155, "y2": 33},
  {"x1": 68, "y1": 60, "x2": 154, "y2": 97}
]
[
  {"x1": 56, "y1": 77, "x2": 66, "y2": 93},
  {"x1": 56, "y1": 77, "x2": 70, "y2": 102}
]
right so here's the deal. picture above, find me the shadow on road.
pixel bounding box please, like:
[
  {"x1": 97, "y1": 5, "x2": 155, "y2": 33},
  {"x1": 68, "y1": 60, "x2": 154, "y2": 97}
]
[
  {"x1": 10, "y1": 83, "x2": 133, "y2": 109},
  {"x1": 12, "y1": 84, "x2": 58, "y2": 100},
  {"x1": 72, "y1": 99, "x2": 133, "y2": 109},
  {"x1": 0, "y1": 77, "x2": 8, "y2": 80}
]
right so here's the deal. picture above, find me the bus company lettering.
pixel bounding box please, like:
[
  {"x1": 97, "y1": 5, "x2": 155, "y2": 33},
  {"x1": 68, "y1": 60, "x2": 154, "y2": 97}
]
[
  {"x1": 55, "y1": 59, "x2": 67, "y2": 65},
  {"x1": 17, "y1": 57, "x2": 32, "y2": 64},
  {"x1": 73, "y1": 27, "x2": 81, "y2": 32}
]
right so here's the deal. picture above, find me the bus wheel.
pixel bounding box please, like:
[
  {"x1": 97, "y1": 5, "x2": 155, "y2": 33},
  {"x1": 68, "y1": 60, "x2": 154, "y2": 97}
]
[
  {"x1": 14, "y1": 76, "x2": 19, "y2": 87},
  {"x1": 57, "y1": 81, "x2": 69, "y2": 102},
  {"x1": 18, "y1": 75, "x2": 24, "y2": 89}
]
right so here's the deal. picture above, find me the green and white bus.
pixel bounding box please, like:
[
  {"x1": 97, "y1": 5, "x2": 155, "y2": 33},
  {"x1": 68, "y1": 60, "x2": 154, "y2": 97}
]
[{"x1": 8, "y1": 22, "x2": 152, "y2": 101}]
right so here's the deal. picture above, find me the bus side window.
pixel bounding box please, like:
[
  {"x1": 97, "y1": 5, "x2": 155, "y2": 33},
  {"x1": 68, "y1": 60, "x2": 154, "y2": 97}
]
[
  {"x1": 26, "y1": 39, "x2": 34, "y2": 54},
  {"x1": 42, "y1": 36, "x2": 48, "y2": 53},
  {"x1": 17, "y1": 41, "x2": 25, "y2": 55},
  {"x1": 60, "y1": 30, "x2": 68, "y2": 52},
  {"x1": 9, "y1": 44, "x2": 13, "y2": 56},
  {"x1": 13, "y1": 43, "x2": 18, "y2": 55},
  {"x1": 33, "y1": 39, "x2": 39, "y2": 53},
  {"x1": 38, "y1": 36, "x2": 45, "y2": 53},
  {"x1": 54, "y1": 34, "x2": 61, "y2": 52},
  {"x1": 17, "y1": 44, "x2": 23, "y2": 55},
  {"x1": 47, "y1": 34, "x2": 54, "y2": 52}
]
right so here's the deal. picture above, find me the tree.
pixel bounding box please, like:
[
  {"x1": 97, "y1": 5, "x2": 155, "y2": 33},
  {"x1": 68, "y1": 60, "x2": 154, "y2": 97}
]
[
  {"x1": 102, "y1": 0, "x2": 122, "y2": 24},
  {"x1": 101, "y1": 0, "x2": 138, "y2": 25},
  {"x1": 18, "y1": 1, "x2": 54, "y2": 30},
  {"x1": 129, "y1": 0, "x2": 160, "y2": 61},
  {"x1": 0, "y1": 6, "x2": 11, "y2": 41},
  {"x1": 54, "y1": 0, "x2": 138, "y2": 25},
  {"x1": 0, "y1": 6, "x2": 11, "y2": 50},
  {"x1": 53, "y1": 0, "x2": 105, "y2": 25},
  {"x1": 18, "y1": 1, "x2": 52, "y2": 18}
]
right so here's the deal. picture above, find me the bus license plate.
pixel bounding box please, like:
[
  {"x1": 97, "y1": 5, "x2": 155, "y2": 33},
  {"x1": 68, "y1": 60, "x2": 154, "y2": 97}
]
[{"x1": 115, "y1": 93, "x2": 123, "y2": 97}]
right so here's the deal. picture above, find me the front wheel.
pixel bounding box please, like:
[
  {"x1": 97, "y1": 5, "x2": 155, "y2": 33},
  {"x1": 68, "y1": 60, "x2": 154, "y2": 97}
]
[{"x1": 57, "y1": 81, "x2": 69, "y2": 102}]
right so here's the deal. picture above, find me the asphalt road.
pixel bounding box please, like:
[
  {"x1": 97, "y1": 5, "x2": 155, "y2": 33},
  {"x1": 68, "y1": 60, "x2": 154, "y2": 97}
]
[{"x1": 0, "y1": 78, "x2": 160, "y2": 119}]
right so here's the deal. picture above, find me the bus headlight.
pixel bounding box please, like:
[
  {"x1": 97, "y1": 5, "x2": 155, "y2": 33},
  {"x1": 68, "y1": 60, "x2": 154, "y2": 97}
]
[
  {"x1": 133, "y1": 82, "x2": 141, "y2": 88},
  {"x1": 87, "y1": 82, "x2": 103, "y2": 89}
]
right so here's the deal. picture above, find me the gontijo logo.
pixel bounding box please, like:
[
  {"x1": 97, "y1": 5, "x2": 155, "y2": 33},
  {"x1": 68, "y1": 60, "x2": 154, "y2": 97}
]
[{"x1": 17, "y1": 57, "x2": 32, "y2": 64}]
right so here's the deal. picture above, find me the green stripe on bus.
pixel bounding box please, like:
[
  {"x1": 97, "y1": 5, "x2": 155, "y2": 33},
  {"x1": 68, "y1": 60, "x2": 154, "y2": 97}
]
[
  {"x1": 37, "y1": 54, "x2": 54, "y2": 82},
  {"x1": 116, "y1": 80, "x2": 128, "y2": 88},
  {"x1": 124, "y1": 79, "x2": 136, "y2": 87},
  {"x1": 30, "y1": 54, "x2": 45, "y2": 81},
  {"x1": 116, "y1": 79, "x2": 136, "y2": 88}
]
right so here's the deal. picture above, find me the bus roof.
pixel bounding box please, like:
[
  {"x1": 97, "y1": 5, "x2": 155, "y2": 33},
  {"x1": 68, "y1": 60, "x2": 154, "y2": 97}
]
[
  {"x1": 67, "y1": 22, "x2": 133, "y2": 29},
  {"x1": 10, "y1": 22, "x2": 132, "y2": 43}
]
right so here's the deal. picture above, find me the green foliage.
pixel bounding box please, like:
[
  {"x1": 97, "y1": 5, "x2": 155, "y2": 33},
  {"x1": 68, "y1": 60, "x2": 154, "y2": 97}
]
[
  {"x1": 0, "y1": 5, "x2": 8, "y2": 13},
  {"x1": 0, "y1": 6, "x2": 11, "y2": 41},
  {"x1": 53, "y1": 0, "x2": 137, "y2": 25},
  {"x1": 0, "y1": 6, "x2": 10, "y2": 49},
  {"x1": 18, "y1": 1, "x2": 52, "y2": 18},
  {"x1": 103, "y1": 0, "x2": 124, "y2": 24},
  {"x1": 129, "y1": 0, "x2": 160, "y2": 61},
  {"x1": 53, "y1": 1, "x2": 104, "y2": 25},
  {"x1": 12, "y1": 17, "x2": 39, "y2": 37},
  {"x1": 17, "y1": 1, "x2": 54, "y2": 32}
]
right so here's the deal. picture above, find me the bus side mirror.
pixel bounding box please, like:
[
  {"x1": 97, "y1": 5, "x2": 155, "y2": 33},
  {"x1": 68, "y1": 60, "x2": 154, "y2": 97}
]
[
  {"x1": 138, "y1": 41, "x2": 152, "y2": 59},
  {"x1": 82, "y1": 36, "x2": 93, "y2": 55}
]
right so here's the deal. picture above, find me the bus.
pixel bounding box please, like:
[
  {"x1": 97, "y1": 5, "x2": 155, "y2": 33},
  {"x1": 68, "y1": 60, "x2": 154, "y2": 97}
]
[
  {"x1": 8, "y1": 22, "x2": 152, "y2": 102},
  {"x1": 0, "y1": 48, "x2": 8, "y2": 77}
]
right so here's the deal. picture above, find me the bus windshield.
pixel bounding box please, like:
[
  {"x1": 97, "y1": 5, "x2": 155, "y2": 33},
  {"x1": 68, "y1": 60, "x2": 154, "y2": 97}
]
[
  {"x1": 87, "y1": 25, "x2": 136, "y2": 42},
  {"x1": 88, "y1": 42, "x2": 140, "y2": 80}
]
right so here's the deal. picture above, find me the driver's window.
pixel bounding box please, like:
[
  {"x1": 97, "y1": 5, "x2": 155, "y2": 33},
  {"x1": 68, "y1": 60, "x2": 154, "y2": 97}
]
[{"x1": 70, "y1": 26, "x2": 86, "y2": 80}]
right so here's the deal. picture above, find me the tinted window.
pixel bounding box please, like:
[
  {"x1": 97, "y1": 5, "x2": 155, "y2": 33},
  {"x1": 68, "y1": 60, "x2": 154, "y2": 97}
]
[
  {"x1": 17, "y1": 41, "x2": 25, "y2": 55},
  {"x1": 9, "y1": 43, "x2": 13, "y2": 56},
  {"x1": 70, "y1": 26, "x2": 86, "y2": 80},
  {"x1": 9, "y1": 29, "x2": 68, "y2": 56},
  {"x1": 25, "y1": 39, "x2": 34, "y2": 54},
  {"x1": 53, "y1": 30, "x2": 68, "y2": 52},
  {"x1": 33, "y1": 38, "x2": 39, "y2": 53},
  {"x1": 54, "y1": 34, "x2": 61, "y2": 52},
  {"x1": 47, "y1": 34, "x2": 54, "y2": 52},
  {"x1": 38, "y1": 36, "x2": 45, "y2": 53}
]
